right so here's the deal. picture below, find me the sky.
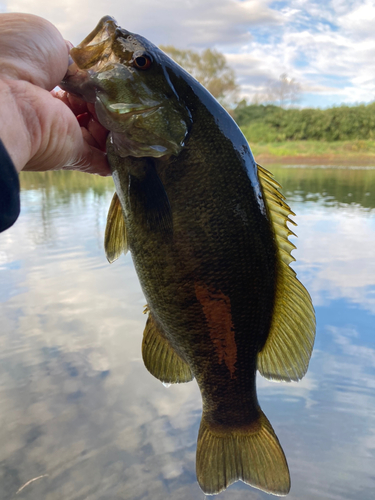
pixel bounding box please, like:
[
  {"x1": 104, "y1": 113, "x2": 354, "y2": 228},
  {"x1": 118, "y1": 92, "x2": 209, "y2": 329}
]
[{"x1": 2, "y1": 0, "x2": 375, "y2": 108}]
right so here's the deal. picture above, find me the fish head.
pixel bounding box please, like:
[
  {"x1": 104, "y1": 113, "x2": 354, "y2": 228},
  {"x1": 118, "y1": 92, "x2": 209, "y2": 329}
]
[{"x1": 61, "y1": 16, "x2": 192, "y2": 158}]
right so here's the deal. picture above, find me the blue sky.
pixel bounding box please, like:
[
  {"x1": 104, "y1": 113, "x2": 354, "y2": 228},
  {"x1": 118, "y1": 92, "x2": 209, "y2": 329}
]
[{"x1": 2, "y1": 0, "x2": 375, "y2": 108}]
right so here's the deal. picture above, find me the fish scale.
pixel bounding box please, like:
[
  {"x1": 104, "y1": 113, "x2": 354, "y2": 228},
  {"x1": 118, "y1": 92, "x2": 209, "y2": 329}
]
[{"x1": 61, "y1": 15, "x2": 315, "y2": 496}]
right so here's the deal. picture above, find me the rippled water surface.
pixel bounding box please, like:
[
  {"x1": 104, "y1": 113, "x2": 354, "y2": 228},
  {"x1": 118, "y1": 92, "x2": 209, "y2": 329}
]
[{"x1": 1, "y1": 165, "x2": 374, "y2": 499}]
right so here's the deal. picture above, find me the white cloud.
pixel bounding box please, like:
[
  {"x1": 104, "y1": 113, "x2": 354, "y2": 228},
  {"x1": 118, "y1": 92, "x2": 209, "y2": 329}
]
[
  {"x1": 339, "y1": 0, "x2": 375, "y2": 39},
  {"x1": 6, "y1": 0, "x2": 280, "y2": 46},
  {"x1": 4, "y1": 0, "x2": 375, "y2": 106}
]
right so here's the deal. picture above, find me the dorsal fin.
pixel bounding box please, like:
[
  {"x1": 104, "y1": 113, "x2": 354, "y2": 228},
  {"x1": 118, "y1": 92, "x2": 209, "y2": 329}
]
[
  {"x1": 104, "y1": 192, "x2": 128, "y2": 263},
  {"x1": 257, "y1": 164, "x2": 316, "y2": 382}
]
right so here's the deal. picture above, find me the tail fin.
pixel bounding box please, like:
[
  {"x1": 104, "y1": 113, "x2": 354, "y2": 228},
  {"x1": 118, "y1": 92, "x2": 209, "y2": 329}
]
[{"x1": 196, "y1": 410, "x2": 290, "y2": 496}]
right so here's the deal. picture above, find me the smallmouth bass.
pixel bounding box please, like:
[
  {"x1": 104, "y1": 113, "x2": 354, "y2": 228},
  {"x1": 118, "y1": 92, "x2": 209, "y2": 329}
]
[{"x1": 61, "y1": 16, "x2": 315, "y2": 496}]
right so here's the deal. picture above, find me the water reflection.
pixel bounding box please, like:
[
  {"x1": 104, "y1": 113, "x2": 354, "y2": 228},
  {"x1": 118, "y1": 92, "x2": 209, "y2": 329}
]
[
  {"x1": 0, "y1": 167, "x2": 374, "y2": 499},
  {"x1": 269, "y1": 166, "x2": 375, "y2": 315},
  {"x1": 270, "y1": 164, "x2": 375, "y2": 209}
]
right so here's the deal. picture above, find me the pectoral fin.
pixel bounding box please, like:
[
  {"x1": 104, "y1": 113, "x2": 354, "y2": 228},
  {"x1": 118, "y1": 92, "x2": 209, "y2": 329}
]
[
  {"x1": 104, "y1": 192, "x2": 128, "y2": 263},
  {"x1": 142, "y1": 313, "x2": 193, "y2": 384},
  {"x1": 257, "y1": 164, "x2": 316, "y2": 382}
]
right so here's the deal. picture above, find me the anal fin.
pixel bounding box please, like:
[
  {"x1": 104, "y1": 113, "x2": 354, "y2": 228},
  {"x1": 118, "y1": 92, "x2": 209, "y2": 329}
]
[
  {"x1": 142, "y1": 313, "x2": 193, "y2": 384},
  {"x1": 104, "y1": 192, "x2": 128, "y2": 263}
]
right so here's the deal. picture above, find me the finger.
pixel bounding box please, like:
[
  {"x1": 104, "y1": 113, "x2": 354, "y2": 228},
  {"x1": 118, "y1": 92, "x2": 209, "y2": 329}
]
[
  {"x1": 67, "y1": 92, "x2": 91, "y2": 115},
  {"x1": 53, "y1": 91, "x2": 108, "y2": 149},
  {"x1": 17, "y1": 82, "x2": 111, "y2": 175},
  {"x1": 53, "y1": 90, "x2": 109, "y2": 151},
  {"x1": 87, "y1": 102, "x2": 99, "y2": 121},
  {"x1": 53, "y1": 89, "x2": 89, "y2": 116},
  {"x1": 64, "y1": 142, "x2": 111, "y2": 176},
  {"x1": 77, "y1": 112, "x2": 90, "y2": 128},
  {"x1": 87, "y1": 117, "x2": 108, "y2": 151}
]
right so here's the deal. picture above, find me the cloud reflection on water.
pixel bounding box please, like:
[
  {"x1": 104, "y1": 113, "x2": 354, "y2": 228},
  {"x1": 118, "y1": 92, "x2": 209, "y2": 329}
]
[
  {"x1": 0, "y1": 168, "x2": 374, "y2": 498},
  {"x1": 292, "y1": 204, "x2": 375, "y2": 313}
]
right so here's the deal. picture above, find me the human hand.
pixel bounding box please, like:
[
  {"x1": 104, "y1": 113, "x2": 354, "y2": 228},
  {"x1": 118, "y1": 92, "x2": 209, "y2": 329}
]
[{"x1": 0, "y1": 13, "x2": 110, "y2": 175}]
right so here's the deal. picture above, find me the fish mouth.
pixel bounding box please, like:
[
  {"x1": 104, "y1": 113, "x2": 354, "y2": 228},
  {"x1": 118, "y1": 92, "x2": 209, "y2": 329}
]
[{"x1": 60, "y1": 62, "x2": 98, "y2": 104}]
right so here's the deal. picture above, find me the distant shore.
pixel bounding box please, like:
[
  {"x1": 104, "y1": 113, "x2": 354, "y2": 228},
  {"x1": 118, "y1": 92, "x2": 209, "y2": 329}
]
[{"x1": 243, "y1": 138, "x2": 375, "y2": 166}]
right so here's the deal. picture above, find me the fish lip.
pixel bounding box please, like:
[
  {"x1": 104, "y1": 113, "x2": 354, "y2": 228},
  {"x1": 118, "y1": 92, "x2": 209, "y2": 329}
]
[
  {"x1": 60, "y1": 65, "x2": 91, "y2": 98},
  {"x1": 62, "y1": 60, "x2": 82, "y2": 81}
]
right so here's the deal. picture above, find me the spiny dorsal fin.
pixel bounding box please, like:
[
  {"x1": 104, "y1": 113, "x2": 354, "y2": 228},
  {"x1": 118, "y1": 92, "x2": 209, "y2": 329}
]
[
  {"x1": 257, "y1": 164, "x2": 316, "y2": 382},
  {"x1": 196, "y1": 409, "x2": 290, "y2": 495},
  {"x1": 104, "y1": 192, "x2": 128, "y2": 263},
  {"x1": 142, "y1": 313, "x2": 194, "y2": 384}
]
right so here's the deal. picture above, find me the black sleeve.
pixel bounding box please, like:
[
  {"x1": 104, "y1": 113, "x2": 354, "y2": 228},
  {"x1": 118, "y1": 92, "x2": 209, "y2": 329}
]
[{"x1": 0, "y1": 139, "x2": 20, "y2": 233}]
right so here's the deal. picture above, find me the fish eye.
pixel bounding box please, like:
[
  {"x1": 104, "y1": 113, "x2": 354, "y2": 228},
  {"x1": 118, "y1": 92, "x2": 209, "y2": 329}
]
[{"x1": 133, "y1": 53, "x2": 153, "y2": 70}]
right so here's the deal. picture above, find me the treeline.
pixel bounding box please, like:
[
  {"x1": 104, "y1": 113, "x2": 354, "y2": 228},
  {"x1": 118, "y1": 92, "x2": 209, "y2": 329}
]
[
  {"x1": 233, "y1": 101, "x2": 375, "y2": 142},
  {"x1": 270, "y1": 165, "x2": 375, "y2": 210}
]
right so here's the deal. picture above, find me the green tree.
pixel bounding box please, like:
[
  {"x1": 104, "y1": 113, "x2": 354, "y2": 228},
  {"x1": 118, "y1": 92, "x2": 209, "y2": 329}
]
[
  {"x1": 159, "y1": 45, "x2": 239, "y2": 107},
  {"x1": 232, "y1": 101, "x2": 375, "y2": 142}
]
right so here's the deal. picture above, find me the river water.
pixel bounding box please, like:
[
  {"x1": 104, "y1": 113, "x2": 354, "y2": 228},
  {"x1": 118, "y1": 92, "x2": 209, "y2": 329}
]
[{"x1": 0, "y1": 165, "x2": 374, "y2": 499}]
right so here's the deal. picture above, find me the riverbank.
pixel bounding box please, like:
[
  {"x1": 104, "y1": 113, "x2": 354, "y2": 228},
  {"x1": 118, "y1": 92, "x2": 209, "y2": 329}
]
[{"x1": 242, "y1": 137, "x2": 375, "y2": 165}]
